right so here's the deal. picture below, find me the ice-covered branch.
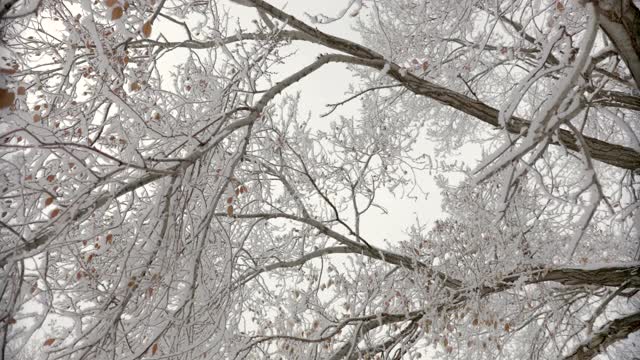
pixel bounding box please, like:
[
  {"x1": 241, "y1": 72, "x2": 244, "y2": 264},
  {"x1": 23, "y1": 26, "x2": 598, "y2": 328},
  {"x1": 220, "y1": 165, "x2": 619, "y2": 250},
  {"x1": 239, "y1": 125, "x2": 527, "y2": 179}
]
[{"x1": 563, "y1": 309, "x2": 640, "y2": 359}]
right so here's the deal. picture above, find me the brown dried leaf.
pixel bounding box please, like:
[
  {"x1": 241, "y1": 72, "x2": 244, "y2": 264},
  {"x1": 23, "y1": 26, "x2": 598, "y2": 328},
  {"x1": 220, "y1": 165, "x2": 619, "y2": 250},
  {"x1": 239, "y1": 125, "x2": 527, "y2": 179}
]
[
  {"x1": 142, "y1": 21, "x2": 152, "y2": 38},
  {"x1": 0, "y1": 88, "x2": 15, "y2": 109},
  {"x1": 111, "y1": 6, "x2": 123, "y2": 20}
]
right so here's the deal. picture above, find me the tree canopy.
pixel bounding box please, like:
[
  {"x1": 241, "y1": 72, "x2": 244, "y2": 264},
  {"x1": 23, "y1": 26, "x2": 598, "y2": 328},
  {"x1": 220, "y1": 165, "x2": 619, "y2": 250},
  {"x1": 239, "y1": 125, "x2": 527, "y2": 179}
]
[{"x1": 1, "y1": 0, "x2": 639, "y2": 359}]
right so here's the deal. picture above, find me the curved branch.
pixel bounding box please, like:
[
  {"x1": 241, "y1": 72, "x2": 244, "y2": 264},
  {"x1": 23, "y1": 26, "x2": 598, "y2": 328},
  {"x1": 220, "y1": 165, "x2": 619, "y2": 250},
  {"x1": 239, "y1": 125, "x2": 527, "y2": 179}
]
[{"x1": 236, "y1": 246, "x2": 354, "y2": 285}]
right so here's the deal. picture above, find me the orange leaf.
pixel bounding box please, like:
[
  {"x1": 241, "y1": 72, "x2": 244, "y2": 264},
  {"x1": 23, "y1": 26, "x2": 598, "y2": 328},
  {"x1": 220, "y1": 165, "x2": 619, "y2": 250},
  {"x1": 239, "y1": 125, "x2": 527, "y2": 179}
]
[
  {"x1": 111, "y1": 6, "x2": 123, "y2": 20},
  {"x1": 226, "y1": 205, "x2": 234, "y2": 217},
  {"x1": 50, "y1": 208, "x2": 60, "y2": 218},
  {"x1": 43, "y1": 338, "x2": 55, "y2": 346},
  {"x1": 106, "y1": 233, "x2": 113, "y2": 244},
  {"x1": 45, "y1": 196, "x2": 54, "y2": 206},
  {"x1": 105, "y1": 0, "x2": 118, "y2": 6},
  {"x1": 17, "y1": 86, "x2": 26, "y2": 95},
  {"x1": 130, "y1": 82, "x2": 141, "y2": 91},
  {"x1": 142, "y1": 21, "x2": 152, "y2": 38},
  {"x1": 151, "y1": 343, "x2": 158, "y2": 355}
]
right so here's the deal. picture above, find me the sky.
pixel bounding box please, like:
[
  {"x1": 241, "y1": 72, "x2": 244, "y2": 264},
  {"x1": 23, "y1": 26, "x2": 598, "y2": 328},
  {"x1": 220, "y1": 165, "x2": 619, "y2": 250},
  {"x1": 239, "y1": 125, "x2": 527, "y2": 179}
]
[
  {"x1": 229, "y1": 0, "x2": 448, "y2": 244},
  {"x1": 147, "y1": 0, "x2": 457, "y2": 246}
]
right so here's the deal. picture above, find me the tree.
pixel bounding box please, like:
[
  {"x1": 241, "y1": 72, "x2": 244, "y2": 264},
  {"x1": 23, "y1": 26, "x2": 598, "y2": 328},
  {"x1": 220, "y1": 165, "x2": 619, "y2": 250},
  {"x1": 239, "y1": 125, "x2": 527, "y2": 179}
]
[{"x1": 1, "y1": 0, "x2": 639, "y2": 358}]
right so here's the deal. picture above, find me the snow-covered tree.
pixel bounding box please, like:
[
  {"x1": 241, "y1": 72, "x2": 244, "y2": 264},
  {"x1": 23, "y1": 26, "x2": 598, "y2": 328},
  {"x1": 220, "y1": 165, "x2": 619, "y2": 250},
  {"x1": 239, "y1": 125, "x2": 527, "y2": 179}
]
[{"x1": 1, "y1": 0, "x2": 639, "y2": 359}]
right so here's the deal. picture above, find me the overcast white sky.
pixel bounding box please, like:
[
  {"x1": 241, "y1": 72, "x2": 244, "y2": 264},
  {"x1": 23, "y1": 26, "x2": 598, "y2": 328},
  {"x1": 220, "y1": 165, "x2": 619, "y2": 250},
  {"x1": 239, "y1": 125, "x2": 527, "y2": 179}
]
[
  {"x1": 153, "y1": 0, "x2": 477, "y2": 246},
  {"x1": 231, "y1": 1, "x2": 445, "y2": 245}
]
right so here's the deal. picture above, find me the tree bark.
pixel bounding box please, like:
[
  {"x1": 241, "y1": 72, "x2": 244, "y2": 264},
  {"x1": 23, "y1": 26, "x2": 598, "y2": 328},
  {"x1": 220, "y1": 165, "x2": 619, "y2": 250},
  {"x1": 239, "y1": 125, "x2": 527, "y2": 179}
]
[
  {"x1": 563, "y1": 310, "x2": 640, "y2": 359},
  {"x1": 595, "y1": 0, "x2": 640, "y2": 90},
  {"x1": 243, "y1": 0, "x2": 640, "y2": 170}
]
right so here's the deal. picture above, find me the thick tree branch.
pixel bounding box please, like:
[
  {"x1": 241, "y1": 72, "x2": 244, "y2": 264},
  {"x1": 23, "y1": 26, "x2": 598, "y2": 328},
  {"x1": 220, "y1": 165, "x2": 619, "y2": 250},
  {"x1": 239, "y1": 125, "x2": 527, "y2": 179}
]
[
  {"x1": 234, "y1": 1, "x2": 640, "y2": 170},
  {"x1": 325, "y1": 55, "x2": 640, "y2": 170},
  {"x1": 563, "y1": 309, "x2": 640, "y2": 359},
  {"x1": 226, "y1": 212, "x2": 640, "y2": 290},
  {"x1": 590, "y1": 89, "x2": 640, "y2": 111},
  {"x1": 595, "y1": 0, "x2": 640, "y2": 89},
  {"x1": 238, "y1": 0, "x2": 383, "y2": 59}
]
